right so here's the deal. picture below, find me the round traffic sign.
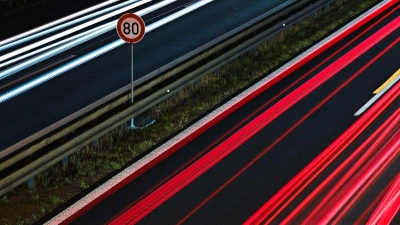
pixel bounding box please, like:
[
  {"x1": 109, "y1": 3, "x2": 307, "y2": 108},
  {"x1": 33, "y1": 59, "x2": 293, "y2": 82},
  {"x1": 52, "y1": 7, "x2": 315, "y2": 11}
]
[{"x1": 116, "y1": 13, "x2": 145, "y2": 44}]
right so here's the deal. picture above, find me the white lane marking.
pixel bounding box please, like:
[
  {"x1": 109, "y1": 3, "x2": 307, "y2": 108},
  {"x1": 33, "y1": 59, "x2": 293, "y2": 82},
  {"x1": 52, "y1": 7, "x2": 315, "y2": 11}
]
[{"x1": 354, "y1": 73, "x2": 400, "y2": 116}]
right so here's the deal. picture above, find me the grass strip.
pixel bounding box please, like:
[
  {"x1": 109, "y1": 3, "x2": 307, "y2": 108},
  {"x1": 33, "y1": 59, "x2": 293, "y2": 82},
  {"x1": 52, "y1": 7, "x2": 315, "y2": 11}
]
[{"x1": 0, "y1": 0, "x2": 381, "y2": 224}]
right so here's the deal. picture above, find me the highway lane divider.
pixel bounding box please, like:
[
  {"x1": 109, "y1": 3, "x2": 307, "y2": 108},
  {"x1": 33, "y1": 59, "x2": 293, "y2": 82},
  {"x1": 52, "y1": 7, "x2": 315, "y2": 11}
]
[
  {"x1": 105, "y1": 4, "x2": 397, "y2": 217},
  {"x1": 0, "y1": 0, "x2": 176, "y2": 80},
  {"x1": 0, "y1": 0, "x2": 214, "y2": 163},
  {"x1": 0, "y1": 0, "x2": 214, "y2": 195},
  {"x1": 0, "y1": 0, "x2": 321, "y2": 165},
  {"x1": 0, "y1": 0, "x2": 389, "y2": 207},
  {"x1": 109, "y1": 2, "x2": 400, "y2": 224},
  {"x1": 40, "y1": 0, "x2": 388, "y2": 223},
  {"x1": 40, "y1": 0, "x2": 395, "y2": 224},
  {"x1": 186, "y1": 20, "x2": 400, "y2": 225},
  {"x1": 355, "y1": 66, "x2": 400, "y2": 116},
  {"x1": 0, "y1": 0, "x2": 323, "y2": 173},
  {"x1": 373, "y1": 68, "x2": 400, "y2": 94}
]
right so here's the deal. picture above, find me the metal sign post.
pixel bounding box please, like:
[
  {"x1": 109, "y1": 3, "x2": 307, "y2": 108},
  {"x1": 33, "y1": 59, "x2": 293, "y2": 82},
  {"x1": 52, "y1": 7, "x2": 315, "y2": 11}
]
[
  {"x1": 130, "y1": 43, "x2": 134, "y2": 128},
  {"x1": 116, "y1": 13, "x2": 146, "y2": 129}
]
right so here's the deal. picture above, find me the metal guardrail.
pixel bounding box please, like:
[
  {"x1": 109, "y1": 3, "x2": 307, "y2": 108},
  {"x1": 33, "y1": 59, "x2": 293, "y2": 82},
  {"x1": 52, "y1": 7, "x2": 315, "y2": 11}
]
[
  {"x1": 0, "y1": 0, "x2": 303, "y2": 160},
  {"x1": 0, "y1": 0, "x2": 334, "y2": 196}
]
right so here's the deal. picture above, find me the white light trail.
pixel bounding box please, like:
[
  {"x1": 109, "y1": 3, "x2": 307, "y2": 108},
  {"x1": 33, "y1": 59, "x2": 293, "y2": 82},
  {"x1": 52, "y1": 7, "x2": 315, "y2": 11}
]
[
  {"x1": 0, "y1": 0, "x2": 214, "y2": 104},
  {"x1": 0, "y1": 24, "x2": 108, "y2": 69},
  {"x1": 147, "y1": 0, "x2": 212, "y2": 31},
  {"x1": 0, "y1": 0, "x2": 120, "y2": 47},
  {"x1": 0, "y1": 0, "x2": 176, "y2": 78},
  {"x1": 0, "y1": 0, "x2": 142, "y2": 52},
  {"x1": 0, "y1": 0, "x2": 154, "y2": 63}
]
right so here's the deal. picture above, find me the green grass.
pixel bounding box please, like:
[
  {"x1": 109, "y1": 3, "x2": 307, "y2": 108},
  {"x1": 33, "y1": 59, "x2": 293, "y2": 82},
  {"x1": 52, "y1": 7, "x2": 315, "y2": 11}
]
[
  {"x1": 0, "y1": 0, "x2": 381, "y2": 224},
  {"x1": 48, "y1": 195, "x2": 63, "y2": 205}
]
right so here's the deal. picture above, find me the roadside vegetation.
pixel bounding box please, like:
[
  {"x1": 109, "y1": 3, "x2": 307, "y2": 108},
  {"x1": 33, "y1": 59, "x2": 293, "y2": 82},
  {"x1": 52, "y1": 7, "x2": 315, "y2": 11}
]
[
  {"x1": 0, "y1": 0, "x2": 380, "y2": 224},
  {"x1": 0, "y1": 0, "x2": 48, "y2": 18}
]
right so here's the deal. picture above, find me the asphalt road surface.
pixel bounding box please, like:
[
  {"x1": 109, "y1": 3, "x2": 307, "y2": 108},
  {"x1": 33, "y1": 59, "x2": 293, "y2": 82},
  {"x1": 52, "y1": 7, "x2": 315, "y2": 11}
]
[
  {"x1": 0, "y1": 0, "x2": 287, "y2": 152},
  {"x1": 66, "y1": 2, "x2": 400, "y2": 225}
]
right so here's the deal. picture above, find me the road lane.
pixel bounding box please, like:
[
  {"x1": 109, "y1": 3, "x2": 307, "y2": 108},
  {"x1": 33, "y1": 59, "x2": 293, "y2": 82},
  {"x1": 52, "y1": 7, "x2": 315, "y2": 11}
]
[
  {"x1": 135, "y1": 17, "x2": 399, "y2": 224},
  {"x1": 0, "y1": 0, "x2": 288, "y2": 152},
  {"x1": 60, "y1": 2, "x2": 399, "y2": 224}
]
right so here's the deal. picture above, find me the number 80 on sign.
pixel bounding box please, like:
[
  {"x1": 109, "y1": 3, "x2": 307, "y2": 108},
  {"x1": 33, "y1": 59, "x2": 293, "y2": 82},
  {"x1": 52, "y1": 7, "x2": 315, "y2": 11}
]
[{"x1": 116, "y1": 13, "x2": 146, "y2": 44}]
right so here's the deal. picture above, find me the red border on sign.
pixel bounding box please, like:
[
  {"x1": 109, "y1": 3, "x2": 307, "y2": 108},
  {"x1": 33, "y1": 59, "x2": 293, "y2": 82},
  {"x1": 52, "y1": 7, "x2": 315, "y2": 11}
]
[{"x1": 116, "y1": 13, "x2": 146, "y2": 44}]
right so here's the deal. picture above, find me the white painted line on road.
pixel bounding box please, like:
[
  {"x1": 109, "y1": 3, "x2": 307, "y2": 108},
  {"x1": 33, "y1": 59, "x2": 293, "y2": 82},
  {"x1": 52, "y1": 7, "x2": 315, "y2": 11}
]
[
  {"x1": 0, "y1": 0, "x2": 141, "y2": 52},
  {"x1": 0, "y1": 0, "x2": 175, "y2": 79},
  {"x1": 0, "y1": 0, "x2": 213, "y2": 104},
  {"x1": 0, "y1": 0, "x2": 154, "y2": 63},
  {"x1": 354, "y1": 74, "x2": 400, "y2": 116},
  {"x1": 0, "y1": 0, "x2": 120, "y2": 47}
]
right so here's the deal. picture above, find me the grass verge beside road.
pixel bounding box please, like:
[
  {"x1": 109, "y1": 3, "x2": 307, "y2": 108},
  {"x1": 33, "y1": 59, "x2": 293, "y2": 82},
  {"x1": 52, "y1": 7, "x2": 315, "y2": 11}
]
[{"x1": 0, "y1": 0, "x2": 380, "y2": 224}]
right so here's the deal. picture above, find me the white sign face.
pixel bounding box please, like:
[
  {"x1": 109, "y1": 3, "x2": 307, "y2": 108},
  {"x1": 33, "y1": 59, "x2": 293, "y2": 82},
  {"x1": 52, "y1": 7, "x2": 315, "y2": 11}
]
[{"x1": 117, "y1": 13, "x2": 145, "y2": 44}]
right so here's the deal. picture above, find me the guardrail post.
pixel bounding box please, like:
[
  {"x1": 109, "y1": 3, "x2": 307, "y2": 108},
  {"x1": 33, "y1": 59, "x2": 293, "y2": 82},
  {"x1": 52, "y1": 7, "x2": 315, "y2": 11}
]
[
  {"x1": 249, "y1": 47, "x2": 257, "y2": 55},
  {"x1": 27, "y1": 177, "x2": 34, "y2": 188},
  {"x1": 215, "y1": 67, "x2": 220, "y2": 76},
  {"x1": 62, "y1": 157, "x2": 68, "y2": 168},
  {"x1": 92, "y1": 138, "x2": 99, "y2": 147},
  {"x1": 120, "y1": 121, "x2": 128, "y2": 130}
]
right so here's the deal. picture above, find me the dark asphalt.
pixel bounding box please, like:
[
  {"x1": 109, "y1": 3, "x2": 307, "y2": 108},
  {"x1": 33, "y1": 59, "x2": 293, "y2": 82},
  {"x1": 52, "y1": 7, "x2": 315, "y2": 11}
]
[
  {"x1": 0, "y1": 0, "x2": 288, "y2": 151},
  {"x1": 138, "y1": 13, "x2": 400, "y2": 225},
  {"x1": 67, "y1": 3, "x2": 400, "y2": 225},
  {"x1": 0, "y1": 0, "x2": 113, "y2": 41}
]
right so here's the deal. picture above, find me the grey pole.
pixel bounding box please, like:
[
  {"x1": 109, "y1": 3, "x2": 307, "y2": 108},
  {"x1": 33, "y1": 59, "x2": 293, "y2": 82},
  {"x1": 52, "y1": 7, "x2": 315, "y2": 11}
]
[{"x1": 130, "y1": 43, "x2": 135, "y2": 129}]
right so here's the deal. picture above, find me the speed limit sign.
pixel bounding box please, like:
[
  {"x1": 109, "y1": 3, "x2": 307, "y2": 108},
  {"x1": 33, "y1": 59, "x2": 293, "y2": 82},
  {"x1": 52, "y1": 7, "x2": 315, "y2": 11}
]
[
  {"x1": 116, "y1": 13, "x2": 145, "y2": 44},
  {"x1": 116, "y1": 13, "x2": 146, "y2": 129}
]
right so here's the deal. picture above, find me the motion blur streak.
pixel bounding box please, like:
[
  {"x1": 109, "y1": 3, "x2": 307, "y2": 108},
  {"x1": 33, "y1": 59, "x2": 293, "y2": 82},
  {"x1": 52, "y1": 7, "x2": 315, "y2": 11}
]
[
  {"x1": 297, "y1": 109, "x2": 400, "y2": 224},
  {"x1": 318, "y1": 131, "x2": 400, "y2": 224},
  {"x1": 0, "y1": 0, "x2": 210, "y2": 104},
  {"x1": 367, "y1": 173, "x2": 400, "y2": 224},
  {"x1": 0, "y1": 0, "x2": 154, "y2": 62},
  {"x1": 244, "y1": 27, "x2": 400, "y2": 225},
  {"x1": 0, "y1": 0, "x2": 141, "y2": 52},
  {"x1": 0, "y1": 0, "x2": 120, "y2": 47},
  {"x1": 280, "y1": 79, "x2": 400, "y2": 224}
]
